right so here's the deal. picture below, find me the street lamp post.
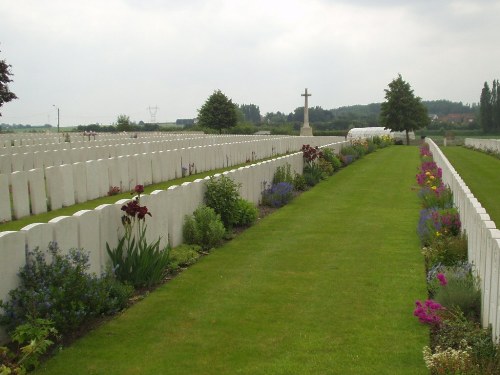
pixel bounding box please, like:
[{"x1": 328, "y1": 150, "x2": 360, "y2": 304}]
[{"x1": 52, "y1": 105, "x2": 60, "y2": 133}]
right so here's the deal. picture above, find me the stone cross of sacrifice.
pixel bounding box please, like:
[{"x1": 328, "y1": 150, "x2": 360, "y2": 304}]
[{"x1": 301, "y1": 88, "x2": 311, "y2": 129}]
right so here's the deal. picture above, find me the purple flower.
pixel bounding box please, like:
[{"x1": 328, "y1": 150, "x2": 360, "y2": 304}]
[{"x1": 437, "y1": 273, "x2": 447, "y2": 286}]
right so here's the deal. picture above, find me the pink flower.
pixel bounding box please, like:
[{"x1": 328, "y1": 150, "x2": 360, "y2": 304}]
[{"x1": 437, "y1": 273, "x2": 447, "y2": 286}]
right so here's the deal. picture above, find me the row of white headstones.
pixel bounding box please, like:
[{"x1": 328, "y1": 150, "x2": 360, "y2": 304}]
[{"x1": 0, "y1": 135, "x2": 351, "y2": 343}]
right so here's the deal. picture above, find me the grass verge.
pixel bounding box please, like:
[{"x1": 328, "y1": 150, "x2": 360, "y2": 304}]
[
  {"x1": 34, "y1": 146, "x2": 428, "y2": 374},
  {"x1": 442, "y1": 146, "x2": 500, "y2": 225}
]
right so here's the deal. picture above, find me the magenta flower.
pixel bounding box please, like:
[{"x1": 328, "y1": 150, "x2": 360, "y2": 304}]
[{"x1": 437, "y1": 273, "x2": 447, "y2": 286}]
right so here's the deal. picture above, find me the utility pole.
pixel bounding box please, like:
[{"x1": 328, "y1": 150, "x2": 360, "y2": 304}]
[
  {"x1": 148, "y1": 106, "x2": 159, "y2": 124},
  {"x1": 52, "y1": 104, "x2": 60, "y2": 133}
]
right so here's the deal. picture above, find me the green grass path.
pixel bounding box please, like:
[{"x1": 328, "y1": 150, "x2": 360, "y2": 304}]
[
  {"x1": 35, "y1": 147, "x2": 428, "y2": 374},
  {"x1": 442, "y1": 146, "x2": 500, "y2": 226}
]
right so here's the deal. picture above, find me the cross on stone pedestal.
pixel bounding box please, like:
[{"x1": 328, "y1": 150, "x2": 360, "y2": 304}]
[{"x1": 300, "y1": 88, "x2": 313, "y2": 136}]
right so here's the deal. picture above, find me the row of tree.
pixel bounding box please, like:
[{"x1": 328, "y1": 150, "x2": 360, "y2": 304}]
[{"x1": 479, "y1": 80, "x2": 500, "y2": 133}]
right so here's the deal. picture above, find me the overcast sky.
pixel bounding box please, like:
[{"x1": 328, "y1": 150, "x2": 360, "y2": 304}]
[{"x1": 1, "y1": 0, "x2": 499, "y2": 127}]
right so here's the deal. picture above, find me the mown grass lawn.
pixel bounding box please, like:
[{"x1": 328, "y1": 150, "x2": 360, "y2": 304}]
[
  {"x1": 442, "y1": 146, "x2": 500, "y2": 225},
  {"x1": 34, "y1": 146, "x2": 428, "y2": 375}
]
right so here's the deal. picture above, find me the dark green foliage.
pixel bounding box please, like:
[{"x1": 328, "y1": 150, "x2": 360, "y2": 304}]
[
  {"x1": 293, "y1": 172, "x2": 307, "y2": 191},
  {"x1": 238, "y1": 104, "x2": 261, "y2": 124},
  {"x1": 479, "y1": 79, "x2": 500, "y2": 133},
  {"x1": 198, "y1": 90, "x2": 238, "y2": 134},
  {"x1": 303, "y1": 164, "x2": 323, "y2": 186},
  {"x1": 380, "y1": 74, "x2": 430, "y2": 144},
  {"x1": 0, "y1": 50, "x2": 18, "y2": 116},
  {"x1": 168, "y1": 244, "x2": 201, "y2": 271},
  {"x1": 106, "y1": 228, "x2": 170, "y2": 289},
  {"x1": 0, "y1": 242, "x2": 132, "y2": 335},
  {"x1": 233, "y1": 198, "x2": 258, "y2": 227},
  {"x1": 183, "y1": 206, "x2": 225, "y2": 250},
  {"x1": 204, "y1": 175, "x2": 241, "y2": 229}
]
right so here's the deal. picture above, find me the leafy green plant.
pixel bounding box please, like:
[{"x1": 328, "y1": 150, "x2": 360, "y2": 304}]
[
  {"x1": 422, "y1": 233, "x2": 468, "y2": 269},
  {"x1": 0, "y1": 243, "x2": 131, "y2": 335},
  {"x1": 318, "y1": 158, "x2": 334, "y2": 176},
  {"x1": 303, "y1": 163, "x2": 323, "y2": 186},
  {"x1": 292, "y1": 172, "x2": 307, "y2": 191},
  {"x1": 322, "y1": 148, "x2": 342, "y2": 171},
  {"x1": 204, "y1": 175, "x2": 241, "y2": 229},
  {"x1": 272, "y1": 163, "x2": 294, "y2": 185},
  {"x1": 168, "y1": 244, "x2": 201, "y2": 271},
  {"x1": 233, "y1": 198, "x2": 258, "y2": 227},
  {"x1": 106, "y1": 185, "x2": 170, "y2": 289},
  {"x1": 0, "y1": 317, "x2": 58, "y2": 374},
  {"x1": 433, "y1": 308, "x2": 500, "y2": 373},
  {"x1": 433, "y1": 266, "x2": 481, "y2": 321},
  {"x1": 183, "y1": 205, "x2": 225, "y2": 251}
]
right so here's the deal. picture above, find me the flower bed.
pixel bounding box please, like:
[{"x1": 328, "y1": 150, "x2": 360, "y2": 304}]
[{"x1": 413, "y1": 142, "x2": 500, "y2": 374}]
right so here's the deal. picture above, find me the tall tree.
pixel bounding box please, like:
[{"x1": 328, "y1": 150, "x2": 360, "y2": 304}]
[
  {"x1": 198, "y1": 90, "x2": 238, "y2": 134},
  {"x1": 479, "y1": 81, "x2": 493, "y2": 133},
  {"x1": 238, "y1": 104, "x2": 261, "y2": 124},
  {"x1": 492, "y1": 79, "x2": 500, "y2": 132},
  {"x1": 116, "y1": 114, "x2": 132, "y2": 132},
  {"x1": 0, "y1": 50, "x2": 18, "y2": 116},
  {"x1": 379, "y1": 74, "x2": 429, "y2": 145}
]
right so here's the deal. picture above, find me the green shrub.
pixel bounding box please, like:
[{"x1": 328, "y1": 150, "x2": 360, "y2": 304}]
[
  {"x1": 435, "y1": 308, "x2": 500, "y2": 373},
  {"x1": 205, "y1": 175, "x2": 241, "y2": 229},
  {"x1": 422, "y1": 233, "x2": 468, "y2": 269},
  {"x1": 168, "y1": 244, "x2": 201, "y2": 271},
  {"x1": 272, "y1": 163, "x2": 294, "y2": 185},
  {"x1": 433, "y1": 266, "x2": 481, "y2": 321},
  {"x1": 318, "y1": 158, "x2": 334, "y2": 176},
  {"x1": 0, "y1": 317, "x2": 58, "y2": 373},
  {"x1": 293, "y1": 172, "x2": 307, "y2": 191},
  {"x1": 321, "y1": 148, "x2": 342, "y2": 171},
  {"x1": 0, "y1": 243, "x2": 132, "y2": 335},
  {"x1": 303, "y1": 164, "x2": 323, "y2": 186},
  {"x1": 233, "y1": 198, "x2": 258, "y2": 227},
  {"x1": 183, "y1": 206, "x2": 225, "y2": 250}
]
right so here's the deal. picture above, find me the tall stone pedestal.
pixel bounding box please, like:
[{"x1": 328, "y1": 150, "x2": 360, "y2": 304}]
[{"x1": 300, "y1": 127, "x2": 313, "y2": 136}]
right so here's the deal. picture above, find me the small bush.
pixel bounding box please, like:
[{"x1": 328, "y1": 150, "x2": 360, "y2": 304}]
[
  {"x1": 233, "y1": 198, "x2": 258, "y2": 227},
  {"x1": 318, "y1": 158, "x2": 334, "y2": 176},
  {"x1": 273, "y1": 163, "x2": 294, "y2": 185},
  {"x1": 168, "y1": 244, "x2": 201, "y2": 271},
  {"x1": 293, "y1": 172, "x2": 307, "y2": 191},
  {"x1": 303, "y1": 164, "x2": 323, "y2": 186},
  {"x1": 321, "y1": 148, "x2": 342, "y2": 171},
  {"x1": 433, "y1": 266, "x2": 481, "y2": 321},
  {"x1": 422, "y1": 233, "x2": 468, "y2": 269},
  {"x1": 262, "y1": 182, "x2": 294, "y2": 208},
  {"x1": 205, "y1": 175, "x2": 241, "y2": 229},
  {"x1": 434, "y1": 308, "x2": 500, "y2": 373},
  {"x1": 419, "y1": 185, "x2": 454, "y2": 209},
  {"x1": 0, "y1": 243, "x2": 132, "y2": 335},
  {"x1": 183, "y1": 206, "x2": 225, "y2": 250}
]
